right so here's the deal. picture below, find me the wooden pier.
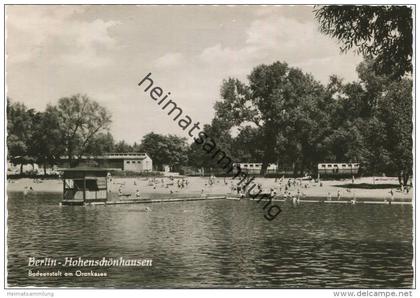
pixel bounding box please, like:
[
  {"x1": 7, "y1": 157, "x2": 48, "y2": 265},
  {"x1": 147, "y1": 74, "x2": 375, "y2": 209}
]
[
  {"x1": 248, "y1": 196, "x2": 412, "y2": 205},
  {"x1": 105, "y1": 195, "x2": 226, "y2": 205}
]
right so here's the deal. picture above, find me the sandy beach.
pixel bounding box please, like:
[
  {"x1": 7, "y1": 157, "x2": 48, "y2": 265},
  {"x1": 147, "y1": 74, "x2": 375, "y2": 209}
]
[{"x1": 7, "y1": 176, "x2": 413, "y2": 201}]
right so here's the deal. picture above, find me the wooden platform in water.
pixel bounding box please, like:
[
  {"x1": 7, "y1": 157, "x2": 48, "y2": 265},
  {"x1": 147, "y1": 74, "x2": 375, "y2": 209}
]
[
  {"x1": 61, "y1": 198, "x2": 107, "y2": 206},
  {"x1": 61, "y1": 195, "x2": 227, "y2": 206},
  {"x1": 107, "y1": 195, "x2": 226, "y2": 205},
  {"x1": 62, "y1": 194, "x2": 411, "y2": 206},
  {"x1": 244, "y1": 195, "x2": 412, "y2": 205}
]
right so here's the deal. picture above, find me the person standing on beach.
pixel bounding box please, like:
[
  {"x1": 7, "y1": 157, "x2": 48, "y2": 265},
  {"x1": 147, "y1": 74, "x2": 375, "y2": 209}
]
[
  {"x1": 351, "y1": 192, "x2": 357, "y2": 204},
  {"x1": 337, "y1": 190, "x2": 341, "y2": 200},
  {"x1": 270, "y1": 188, "x2": 276, "y2": 198}
]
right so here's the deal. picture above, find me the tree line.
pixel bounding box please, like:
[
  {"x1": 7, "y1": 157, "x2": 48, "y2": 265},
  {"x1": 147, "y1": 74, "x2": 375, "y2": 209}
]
[
  {"x1": 187, "y1": 6, "x2": 412, "y2": 184},
  {"x1": 7, "y1": 96, "x2": 190, "y2": 174},
  {"x1": 188, "y1": 59, "x2": 412, "y2": 185},
  {"x1": 8, "y1": 57, "x2": 411, "y2": 183}
]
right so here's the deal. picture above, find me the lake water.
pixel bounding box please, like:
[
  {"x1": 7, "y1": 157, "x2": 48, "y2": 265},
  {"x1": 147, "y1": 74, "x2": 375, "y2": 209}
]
[{"x1": 7, "y1": 191, "x2": 413, "y2": 288}]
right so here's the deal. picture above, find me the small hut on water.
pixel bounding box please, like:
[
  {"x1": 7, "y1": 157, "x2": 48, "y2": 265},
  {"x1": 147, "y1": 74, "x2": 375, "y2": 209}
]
[{"x1": 61, "y1": 167, "x2": 110, "y2": 206}]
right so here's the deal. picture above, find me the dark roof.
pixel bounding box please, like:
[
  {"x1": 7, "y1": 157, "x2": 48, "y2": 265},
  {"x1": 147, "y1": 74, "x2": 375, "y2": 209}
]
[
  {"x1": 60, "y1": 167, "x2": 111, "y2": 179},
  {"x1": 59, "y1": 167, "x2": 111, "y2": 173},
  {"x1": 104, "y1": 152, "x2": 148, "y2": 155}
]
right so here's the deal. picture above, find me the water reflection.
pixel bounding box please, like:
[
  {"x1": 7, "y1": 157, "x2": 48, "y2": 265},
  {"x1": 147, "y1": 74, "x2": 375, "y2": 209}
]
[{"x1": 7, "y1": 191, "x2": 413, "y2": 288}]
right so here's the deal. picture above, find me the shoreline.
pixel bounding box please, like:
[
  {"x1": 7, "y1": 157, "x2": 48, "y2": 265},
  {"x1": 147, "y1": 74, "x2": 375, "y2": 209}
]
[{"x1": 6, "y1": 176, "x2": 413, "y2": 201}]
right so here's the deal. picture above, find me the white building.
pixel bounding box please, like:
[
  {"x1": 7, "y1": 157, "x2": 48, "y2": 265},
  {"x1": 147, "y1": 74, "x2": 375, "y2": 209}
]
[
  {"x1": 57, "y1": 152, "x2": 153, "y2": 172},
  {"x1": 234, "y1": 162, "x2": 278, "y2": 174},
  {"x1": 101, "y1": 152, "x2": 153, "y2": 172},
  {"x1": 318, "y1": 163, "x2": 360, "y2": 176}
]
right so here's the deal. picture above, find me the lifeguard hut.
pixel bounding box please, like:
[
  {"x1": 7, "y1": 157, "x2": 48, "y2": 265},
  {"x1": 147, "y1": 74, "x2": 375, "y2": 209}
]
[{"x1": 61, "y1": 167, "x2": 110, "y2": 206}]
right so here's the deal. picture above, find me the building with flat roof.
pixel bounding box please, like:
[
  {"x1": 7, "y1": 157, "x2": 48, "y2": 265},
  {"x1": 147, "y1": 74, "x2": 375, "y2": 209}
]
[
  {"x1": 58, "y1": 152, "x2": 153, "y2": 172},
  {"x1": 233, "y1": 162, "x2": 278, "y2": 174},
  {"x1": 317, "y1": 163, "x2": 360, "y2": 177}
]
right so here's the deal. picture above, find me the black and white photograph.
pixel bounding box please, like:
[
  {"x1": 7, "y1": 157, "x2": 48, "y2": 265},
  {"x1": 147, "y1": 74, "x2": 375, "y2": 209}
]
[{"x1": 2, "y1": 1, "x2": 416, "y2": 295}]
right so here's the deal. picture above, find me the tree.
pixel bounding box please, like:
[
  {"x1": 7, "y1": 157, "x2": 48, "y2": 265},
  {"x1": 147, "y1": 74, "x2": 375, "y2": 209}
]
[
  {"x1": 377, "y1": 79, "x2": 413, "y2": 185},
  {"x1": 165, "y1": 135, "x2": 189, "y2": 171},
  {"x1": 231, "y1": 126, "x2": 264, "y2": 163},
  {"x1": 287, "y1": 87, "x2": 333, "y2": 175},
  {"x1": 139, "y1": 133, "x2": 189, "y2": 171},
  {"x1": 324, "y1": 59, "x2": 412, "y2": 182},
  {"x1": 30, "y1": 110, "x2": 65, "y2": 175},
  {"x1": 187, "y1": 117, "x2": 234, "y2": 173},
  {"x1": 315, "y1": 5, "x2": 413, "y2": 78},
  {"x1": 48, "y1": 94, "x2": 112, "y2": 167},
  {"x1": 113, "y1": 140, "x2": 133, "y2": 153},
  {"x1": 85, "y1": 132, "x2": 115, "y2": 155},
  {"x1": 215, "y1": 61, "x2": 326, "y2": 175},
  {"x1": 7, "y1": 99, "x2": 36, "y2": 173}
]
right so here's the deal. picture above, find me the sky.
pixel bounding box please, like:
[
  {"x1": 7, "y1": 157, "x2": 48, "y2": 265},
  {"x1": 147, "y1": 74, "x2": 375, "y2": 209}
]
[{"x1": 6, "y1": 5, "x2": 363, "y2": 144}]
